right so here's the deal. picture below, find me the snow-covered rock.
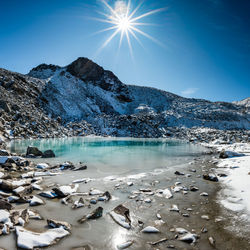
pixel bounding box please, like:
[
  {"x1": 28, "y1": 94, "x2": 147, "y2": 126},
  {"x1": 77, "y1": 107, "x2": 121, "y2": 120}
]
[
  {"x1": 15, "y1": 226, "x2": 69, "y2": 249},
  {"x1": 141, "y1": 226, "x2": 160, "y2": 233},
  {"x1": 28, "y1": 196, "x2": 45, "y2": 206},
  {"x1": 36, "y1": 163, "x2": 50, "y2": 169},
  {"x1": 179, "y1": 232, "x2": 198, "y2": 244}
]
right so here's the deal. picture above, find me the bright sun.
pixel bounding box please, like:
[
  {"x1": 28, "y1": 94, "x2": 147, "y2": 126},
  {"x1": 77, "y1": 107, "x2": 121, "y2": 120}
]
[
  {"x1": 95, "y1": 0, "x2": 165, "y2": 55},
  {"x1": 118, "y1": 17, "x2": 131, "y2": 31}
]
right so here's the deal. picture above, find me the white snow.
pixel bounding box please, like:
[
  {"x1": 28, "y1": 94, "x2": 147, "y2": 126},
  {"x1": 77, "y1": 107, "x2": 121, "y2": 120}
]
[
  {"x1": 0, "y1": 210, "x2": 11, "y2": 224},
  {"x1": 22, "y1": 171, "x2": 34, "y2": 178},
  {"x1": 0, "y1": 172, "x2": 4, "y2": 178},
  {"x1": 89, "y1": 189, "x2": 104, "y2": 195},
  {"x1": 117, "y1": 241, "x2": 133, "y2": 249},
  {"x1": 208, "y1": 143, "x2": 250, "y2": 226},
  {"x1": 156, "y1": 188, "x2": 173, "y2": 199},
  {"x1": 36, "y1": 163, "x2": 50, "y2": 169},
  {"x1": 179, "y1": 232, "x2": 197, "y2": 243},
  {"x1": 15, "y1": 226, "x2": 69, "y2": 249},
  {"x1": 109, "y1": 211, "x2": 131, "y2": 229},
  {"x1": 58, "y1": 184, "x2": 79, "y2": 196},
  {"x1": 175, "y1": 228, "x2": 188, "y2": 234},
  {"x1": 72, "y1": 178, "x2": 91, "y2": 184},
  {"x1": 34, "y1": 171, "x2": 61, "y2": 177},
  {"x1": 141, "y1": 226, "x2": 160, "y2": 233},
  {"x1": 7, "y1": 195, "x2": 20, "y2": 203},
  {"x1": 127, "y1": 181, "x2": 133, "y2": 186},
  {"x1": 31, "y1": 183, "x2": 43, "y2": 191},
  {"x1": 13, "y1": 186, "x2": 25, "y2": 194},
  {"x1": 172, "y1": 186, "x2": 183, "y2": 193},
  {"x1": 27, "y1": 209, "x2": 43, "y2": 220},
  {"x1": 12, "y1": 179, "x2": 30, "y2": 187},
  {"x1": 170, "y1": 204, "x2": 179, "y2": 212},
  {"x1": 29, "y1": 196, "x2": 44, "y2": 206}
]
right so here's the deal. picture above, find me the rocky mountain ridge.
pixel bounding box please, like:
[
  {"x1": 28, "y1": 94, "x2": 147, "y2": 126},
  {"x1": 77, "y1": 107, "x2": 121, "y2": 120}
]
[
  {"x1": 0, "y1": 57, "x2": 249, "y2": 142},
  {"x1": 233, "y1": 97, "x2": 250, "y2": 108}
]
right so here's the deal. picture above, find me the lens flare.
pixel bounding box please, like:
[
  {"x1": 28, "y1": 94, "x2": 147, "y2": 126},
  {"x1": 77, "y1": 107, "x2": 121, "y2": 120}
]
[{"x1": 95, "y1": 0, "x2": 165, "y2": 55}]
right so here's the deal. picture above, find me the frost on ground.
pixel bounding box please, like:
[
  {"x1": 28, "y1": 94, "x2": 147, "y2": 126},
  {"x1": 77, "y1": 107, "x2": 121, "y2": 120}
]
[{"x1": 209, "y1": 142, "x2": 250, "y2": 233}]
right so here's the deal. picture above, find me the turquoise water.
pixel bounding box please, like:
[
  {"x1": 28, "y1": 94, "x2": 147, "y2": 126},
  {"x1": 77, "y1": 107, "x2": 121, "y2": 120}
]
[{"x1": 9, "y1": 137, "x2": 206, "y2": 176}]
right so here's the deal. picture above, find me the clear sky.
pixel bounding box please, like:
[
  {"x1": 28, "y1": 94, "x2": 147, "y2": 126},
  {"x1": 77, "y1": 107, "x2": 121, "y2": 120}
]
[{"x1": 0, "y1": 0, "x2": 249, "y2": 102}]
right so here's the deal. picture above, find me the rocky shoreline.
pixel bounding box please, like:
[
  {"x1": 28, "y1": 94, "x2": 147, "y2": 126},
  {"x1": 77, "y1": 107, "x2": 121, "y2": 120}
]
[{"x1": 0, "y1": 137, "x2": 250, "y2": 249}]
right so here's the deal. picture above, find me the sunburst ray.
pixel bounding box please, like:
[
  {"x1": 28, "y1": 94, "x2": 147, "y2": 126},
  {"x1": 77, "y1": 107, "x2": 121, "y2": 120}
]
[{"x1": 94, "y1": 0, "x2": 165, "y2": 56}]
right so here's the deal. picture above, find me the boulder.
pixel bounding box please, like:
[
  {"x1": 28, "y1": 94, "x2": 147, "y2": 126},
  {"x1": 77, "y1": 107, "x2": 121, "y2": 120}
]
[
  {"x1": 42, "y1": 150, "x2": 55, "y2": 158},
  {"x1": 47, "y1": 219, "x2": 71, "y2": 231},
  {"x1": 26, "y1": 146, "x2": 43, "y2": 157},
  {"x1": 72, "y1": 198, "x2": 84, "y2": 209},
  {"x1": 15, "y1": 226, "x2": 70, "y2": 249},
  {"x1": 28, "y1": 196, "x2": 45, "y2": 206},
  {"x1": 73, "y1": 165, "x2": 87, "y2": 171},
  {"x1": 52, "y1": 184, "x2": 79, "y2": 198},
  {"x1": 13, "y1": 185, "x2": 33, "y2": 197},
  {"x1": 109, "y1": 204, "x2": 131, "y2": 229},
  {"x1": 175, "y1": 171, "x2": 185, "y2": 176},
  {"x1": 141, "y1": 226, "x2": 160, "y2": 233},
  {"x1": 39, "y1": 191, "x2": 58, "y2": 199},
  {"x1": 59, "y1": 162, "x2": 74, "y2": 170},
  {"x1": 78, "y1": 206, "x2": 103, "y2": 223},
  {"x1": 0, "y1": 199, "x2": 13, "y2": 210},
  {"x1": 179, "y1": 233, "x2": 198, "y2": 244},
  {"x1": 98, "y1": 191, "x2": 112, "y2": 201},
  {"x1": 219, "y1": 149, "x2": 244, "y2": 158},
  {"x1": 0, "y1": 180, "x2": 14, "y2": 192},
  {"x1": 36, "y1": 163, "x2": 50, "y2": 170},
  {"x1": 203, "y1": 173, "x2": 218, "y2": 182},
  {"x1": 0, "y1": 150, "x2": 9, "y2": 156}
]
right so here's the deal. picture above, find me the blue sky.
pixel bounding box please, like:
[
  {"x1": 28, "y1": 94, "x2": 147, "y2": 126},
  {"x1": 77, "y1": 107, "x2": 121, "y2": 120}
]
[{"x1": 0, "y1": 0, "x2": 249, "y2": 102}]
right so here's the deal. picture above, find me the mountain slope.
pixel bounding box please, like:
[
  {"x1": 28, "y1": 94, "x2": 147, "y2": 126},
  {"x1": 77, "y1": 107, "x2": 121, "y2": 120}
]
[
  {"x1": 0, "y1": 67, "x2": 93, "y2": 139},
  {"x1": 233, "y1": 97, "x2": 250, "y2": 108},
  {"x1": 0, "y1": 57, "x2": 249, "y2": 141},
  {"x1": 28, "y1": 57, "x2": 250, "y2": 132}
]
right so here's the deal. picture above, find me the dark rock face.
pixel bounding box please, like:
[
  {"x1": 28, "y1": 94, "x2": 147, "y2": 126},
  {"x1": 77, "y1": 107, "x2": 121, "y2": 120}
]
[
  {"x1": 30, "y1": 64, "x2": 60, "y2": 72},
  {"x1": 66, "y1": 57, "x2": 130, "y2": 96},
  {"x1": 67, "y1": 57, "x2": 104, "y2": 82},
  {"x1": 116, "y1": 94, "x2": 132, "y2": 103}
]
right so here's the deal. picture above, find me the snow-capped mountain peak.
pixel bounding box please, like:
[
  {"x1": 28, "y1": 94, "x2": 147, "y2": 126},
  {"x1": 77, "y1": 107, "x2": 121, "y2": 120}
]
[{"x1": 25, "y1": 57, "x2": 250, "y2": 134}]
